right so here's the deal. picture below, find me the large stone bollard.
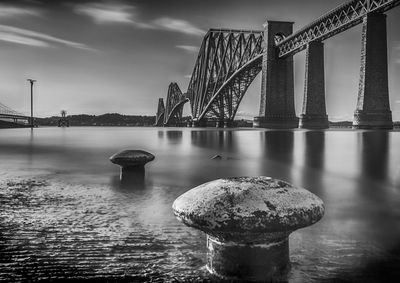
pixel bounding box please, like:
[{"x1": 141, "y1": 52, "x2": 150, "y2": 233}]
[
  {"x1": 109, "y1": 150, "x2": 154, "y2": 185},
  {"x1": 172, "y1": 176, "x2": 324, "y2": 282}
]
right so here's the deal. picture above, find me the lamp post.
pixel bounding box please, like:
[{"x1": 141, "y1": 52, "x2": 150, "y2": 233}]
[{"x1": 27, "y1": 79, "x2": 36, "y2": 128}]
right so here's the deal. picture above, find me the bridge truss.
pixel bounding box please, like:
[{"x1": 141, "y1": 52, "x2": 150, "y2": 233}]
[
  {"x1": 154, "y1": 98, "x2": 165, "y2": 126},
  {"x1": 277, "y1": 0, "x2": 400, "y2": 57},
  {"x1": 164, "y1": 82, "x2": 188, "y2": 126},
  {"x1": 0, "y1": 102, "x2": 31, "y2": 127},
  {"x1": 187, "y1": 29, "x2": 264, "y2": 123}
]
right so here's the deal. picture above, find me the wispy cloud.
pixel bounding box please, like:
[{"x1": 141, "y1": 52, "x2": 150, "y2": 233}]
[
  {"x1": 176, "y1": 45, "x2": 199, "y2": 53},
  {"x1": 0, "y1": 3, "x2": 41, "y2": 18},
  {"x1": 73, "y1": 3, "x2": 205, "y2": 36},
  {"x1": 153, "y1": 17, "x2": 205, "y2": 36},
  {"x1": 74, "y1": 2, "x2": 136, "y2": 24},
  {"x1": 73, "y1": 2, "x2": 152, "y2": 28},
  {"x1": 0, "y1": 25, "x2": 95, "y2": 51}
]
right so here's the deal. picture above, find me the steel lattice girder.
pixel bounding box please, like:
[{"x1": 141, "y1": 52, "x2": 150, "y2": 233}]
[
  {"x1": 155, "y1": 98, "x2": 165, "y2": 126},
  {"x1": 0, "y1": 102, "x2": 26, "y2": 117},
  {"x1": 164, "y1": 82, "x2": 188, "y2": 125},
  {"x1": 277, "y1": 0, "x2": 400, "y2": 57},
  {"x1": 187, "y1": 29, "x2": 264, "y2": 122}
]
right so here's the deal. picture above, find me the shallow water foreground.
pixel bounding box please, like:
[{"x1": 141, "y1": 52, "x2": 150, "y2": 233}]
[{"x1": 1, "y1": 127, "x2": 400, "y2": 282}]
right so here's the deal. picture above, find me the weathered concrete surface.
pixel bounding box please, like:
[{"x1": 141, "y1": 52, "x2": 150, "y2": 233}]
[
  {"x1": 173, "y1": 176, "x2": 324, "y2": 281},
  {"x1": 173, "y1": 177, "x2": 324, "y2": 237},
  {"x1": 353, "y1": 13, "x2": 393, "y2": 129},
  {"x1": 254, "y1": 21, "x2": 299, "y2": 129},
  {"x1": 300, "y1": 41, "x2": 329, "y2": 129},
  {"x1": 109, "y1": 150, "x2": 155, "y2": 169}
]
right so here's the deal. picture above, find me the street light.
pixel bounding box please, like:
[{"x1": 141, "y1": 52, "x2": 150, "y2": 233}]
[{"x1": 27, "y1": 79, "x2": 36, "y2": 128}]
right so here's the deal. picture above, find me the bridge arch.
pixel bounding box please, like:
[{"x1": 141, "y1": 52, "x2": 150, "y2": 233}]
[
  {"x1": 197, "y1": 54, "x2": 262, "y2": 122},
  {"x1": 164, "y1": 98, "x2": 189, "y2": 126}
]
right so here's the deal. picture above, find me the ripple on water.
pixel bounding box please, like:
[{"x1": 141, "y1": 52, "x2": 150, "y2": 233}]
[{"x1": 0, "y1": 178, "x2": 209, "y2": 282}]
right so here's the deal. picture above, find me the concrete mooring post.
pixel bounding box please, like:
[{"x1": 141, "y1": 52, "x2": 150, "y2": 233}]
[{"x1": 172, "y1": 176, "x2": 324, "y2": 281}]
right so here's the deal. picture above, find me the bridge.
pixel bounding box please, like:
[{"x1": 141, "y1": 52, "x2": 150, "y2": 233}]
[
  {"x1": 155, "y1": 82, "x2": 189, "y2": 126},
  {"x1": 0, "y1": 102, "x2": 32, "y2": 128},
  {"x1": 156, "y1": 0, "x2": 399, "y2": 129}
]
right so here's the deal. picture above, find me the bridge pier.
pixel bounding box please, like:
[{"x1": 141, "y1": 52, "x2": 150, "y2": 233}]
[
  {"x1": 191, "y1": 119, "x2": 208, "y2": 127},
  {"x1": 254, "y1": 20, "x2": 298, "y2": 129},
  {"x1": 353, "y1": 13, "x2": 393, "y2": 129},
  {"x1": 299, "y1": 41, "x2": 329, "y2": 129}
]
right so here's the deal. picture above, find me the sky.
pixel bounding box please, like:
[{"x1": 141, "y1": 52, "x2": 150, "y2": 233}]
[{"x1": 0, "y1": 0, "x2": 399, "y2": 121}]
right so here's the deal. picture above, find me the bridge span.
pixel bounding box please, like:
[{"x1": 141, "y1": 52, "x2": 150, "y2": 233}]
[
  {"x1": 0, "y1": 102, "x2": 32, "y2": 128},
  {"x1": 156, "y1": 0, "x2": 399, "y2": 129}
]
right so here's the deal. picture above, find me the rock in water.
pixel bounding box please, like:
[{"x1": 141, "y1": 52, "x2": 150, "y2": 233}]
[{"x1": 211, "y1": 154, "x2": 222, "y2": 160}]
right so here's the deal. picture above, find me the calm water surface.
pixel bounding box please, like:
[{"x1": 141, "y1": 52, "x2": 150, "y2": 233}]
[{"x1": 1, "y1": 127, "x2": 399, "y2": 282}]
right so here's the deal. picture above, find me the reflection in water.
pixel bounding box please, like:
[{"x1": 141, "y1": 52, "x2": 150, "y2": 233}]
[
  {"x1": 262, "y1": 131, "x2": 294, "y2": 163},
  {"x1": 0, "y1": 127, "x2": 399, "y2": 282},
  {"x1": 304, "y1": 131, "x2": 325, "y2": 170},
  {"x1": 358, "y1": 131, "x2": 389, "y2": 181},
  {"x1": 166, "y1": 130, "x2": 183, "y2": 141},
  {"x1": 190, "y1": 130, "x2": 234, "y2": 152}
]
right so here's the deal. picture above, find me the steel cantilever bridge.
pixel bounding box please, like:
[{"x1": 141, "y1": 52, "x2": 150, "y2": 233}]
[
  {"x1": 155, "y1": 0, "x2": 400, "y2": 129},
  {"x1": 0, "y1": 102, "x2": 32, "y2": 128}
]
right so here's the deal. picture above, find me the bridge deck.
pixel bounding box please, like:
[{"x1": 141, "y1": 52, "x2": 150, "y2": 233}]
[{"x1": 277, "y1": 0, "x2": 400, "y2": 57}]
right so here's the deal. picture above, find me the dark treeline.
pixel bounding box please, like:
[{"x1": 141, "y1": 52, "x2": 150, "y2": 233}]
[
  {"x1": 36, "y1": 114, "x2": 400, "y2": 128},
  {"x1": 38, "y1": 113, "x2": 156, "y2": 127}
]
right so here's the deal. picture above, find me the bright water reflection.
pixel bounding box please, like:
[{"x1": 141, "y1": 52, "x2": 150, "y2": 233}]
[{"x1": 0, "y1": 127, "x2": 399, "y2": 282}]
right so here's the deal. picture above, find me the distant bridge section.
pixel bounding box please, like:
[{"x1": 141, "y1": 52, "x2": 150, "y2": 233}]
[
  {"x1": 277, "y1": 0, "x2": 400, "y2": 57},
  {"x1": 0, "y1": 102, "x2": 31, "y2": 128},
  {"x1": 163, "y1": 83, "x2": 188, "y2": 126}
]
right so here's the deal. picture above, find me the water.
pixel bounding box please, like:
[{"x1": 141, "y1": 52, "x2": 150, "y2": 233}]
[{"x1": 0, "y1": 127, "x2": 399, "y2": 282}]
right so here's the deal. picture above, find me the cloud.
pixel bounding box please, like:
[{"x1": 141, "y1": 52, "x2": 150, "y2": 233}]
[
  {"x1": 152, "y1": 17, "x2": 205, "y2": 36},
  {"x1": 73, "y1": 3, "x2": 205, "y2": 36},
  {"x1": 0, "y1": 25, "x2": 95, "y2": 51},
  {"x1": 74, "y1": 2, "x2": 135, "y2": 24},
  {"x1": 0, "y1": 3, "x2": 41, "y2": 18},
  {"x1": 395, "y1": 100, "x2": 400, "y2": 104},
  {"x1": 176, "y1": 45, "x2": 199, "y2": 53}
]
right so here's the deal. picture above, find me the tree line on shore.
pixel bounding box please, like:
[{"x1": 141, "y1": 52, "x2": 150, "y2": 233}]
[
  {"x1": 37, "y1": 113, "x2": 156, "y2": 127},
  {"x1": 36, "y1": 113, "x2": 400, "y2": 128}
]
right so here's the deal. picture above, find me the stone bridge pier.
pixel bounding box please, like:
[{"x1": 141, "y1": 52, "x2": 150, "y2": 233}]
[
  {"x1": 254, "y1": 21, "x2": 299, "y2": 129},
  {"x1": 353, "y1": 12, "x2": 393, "y2": 129},
  {"x1": 300, "y1": 41, "x2": 329, "y2": 129}
]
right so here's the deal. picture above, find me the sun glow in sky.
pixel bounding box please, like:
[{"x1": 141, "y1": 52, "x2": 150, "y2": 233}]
[{"x1": 0, "y1": 0, "x2": 400, "y2": 120}]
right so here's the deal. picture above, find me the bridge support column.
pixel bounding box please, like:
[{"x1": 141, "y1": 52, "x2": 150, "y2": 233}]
[
  {"x1": 254, "y1": 20, "x2": 298, "y2": 129},
  {"x1": 192, "y1": 119, "x2": 207, "y2": 127},
  {"x1": 299, "y1": 41, "x2": 329, "y2": 129},
  {"x1": 353, "y1": 13, "x2": 392, "y2": 129}
]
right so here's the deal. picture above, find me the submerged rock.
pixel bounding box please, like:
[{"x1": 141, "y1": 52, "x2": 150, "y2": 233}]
[
  {"x1": 172, "y1": 176, "x2": 324, "y2": 282},
  {"x1": 211, "y1": 154, "x2": 222, "y2": 160}
]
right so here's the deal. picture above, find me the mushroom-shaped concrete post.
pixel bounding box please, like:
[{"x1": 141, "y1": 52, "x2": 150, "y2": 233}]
[
  {"x1": 109, "y1": 150, "x2": 154, "y2": 184},
  {"x1": 172, "y1": 176, "x2": 324, "y2": 282}
]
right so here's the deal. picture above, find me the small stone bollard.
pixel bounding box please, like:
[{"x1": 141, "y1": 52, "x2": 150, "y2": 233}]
[
  {"x1": 109, "y1": 150, "x2": 154, "y2": 185},
  {"x1": 172, "y1": 176, "x2": 324, "y2": 282}
]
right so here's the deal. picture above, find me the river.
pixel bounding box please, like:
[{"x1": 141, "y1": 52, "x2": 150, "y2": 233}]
[{"x1": 0, "y1": 127, "x2": 399, "y2": 282}]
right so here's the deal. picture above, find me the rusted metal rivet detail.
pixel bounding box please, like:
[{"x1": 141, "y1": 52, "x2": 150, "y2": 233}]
[{"x1": 172, "y1": 176, "x2": 324, "y2": 282}]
